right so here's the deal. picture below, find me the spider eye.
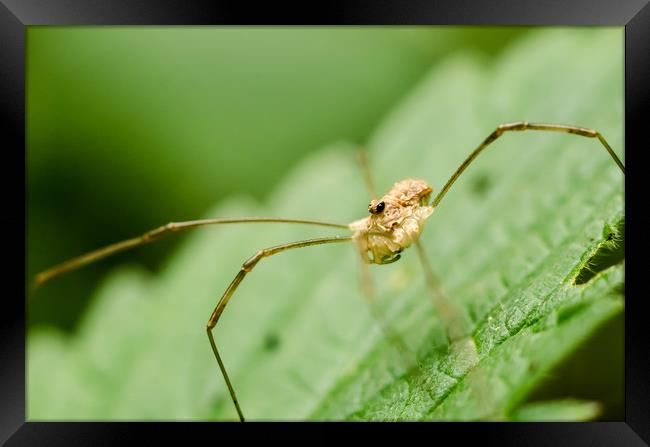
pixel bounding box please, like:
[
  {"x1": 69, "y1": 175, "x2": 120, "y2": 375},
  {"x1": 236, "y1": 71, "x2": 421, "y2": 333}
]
[{"x1": 368, "y1": 200, "x2": 386, "y2": 214}]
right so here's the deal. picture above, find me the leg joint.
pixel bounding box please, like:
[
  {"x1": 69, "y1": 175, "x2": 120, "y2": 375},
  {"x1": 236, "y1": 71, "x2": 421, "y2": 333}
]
[
  {"x1": 144, "y1": 222, "x2": 177, "y2": 241},
  {"x1": 571, "y1": 127, "x2": 598, "y2": 138},
  {"x1": 498, "y1": 121, "x2": 528, "y2": 132},
  {"x1": 242, "y1": 250, "x2": 265, "y2": 272}
]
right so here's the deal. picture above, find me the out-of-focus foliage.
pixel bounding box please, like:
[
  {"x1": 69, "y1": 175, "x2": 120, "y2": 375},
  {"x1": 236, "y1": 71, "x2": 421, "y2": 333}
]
[
  {"x1": 27, "y1": 28, "x2": 624, "y2": 420},
  {"x1": 27, "y1": 27, "x2": 529, "y2": 331}
]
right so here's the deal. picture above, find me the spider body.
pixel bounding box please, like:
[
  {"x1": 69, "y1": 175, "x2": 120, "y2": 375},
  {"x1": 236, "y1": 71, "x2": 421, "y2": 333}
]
[{"x1": 350, "y1": 178, "x2": 434, "y2": 265}]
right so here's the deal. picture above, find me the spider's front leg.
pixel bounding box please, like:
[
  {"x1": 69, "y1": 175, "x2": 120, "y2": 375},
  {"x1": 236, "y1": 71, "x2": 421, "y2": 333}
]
[
  {"x1": 432, "y1": 121, "x2": 625, "y2": 209},
  {"x1": 205, "y1": 236, "x2": 353, "y2": 421}
]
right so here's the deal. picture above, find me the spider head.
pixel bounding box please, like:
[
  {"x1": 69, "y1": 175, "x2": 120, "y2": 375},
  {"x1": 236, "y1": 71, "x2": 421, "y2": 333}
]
[{"x1": 367, "y1": 178, "x2": 432, "y2": 223}]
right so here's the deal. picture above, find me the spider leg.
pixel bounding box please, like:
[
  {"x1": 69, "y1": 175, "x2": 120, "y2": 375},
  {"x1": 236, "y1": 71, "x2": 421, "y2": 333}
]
[
  {"x1": 432, "y1": 122, "x2": 625, "y2": 209},
  {"x1": 206, "y1": 235, "x2": 353, "y2": 421},
  {"x1": 414, "y1": 239, "x2": 488, "y2": 413},
  {"x1": 414, "y1": 239, "x2": 468, "y2": 343},
  {"x1": 357, "y1": 148, "x2": 378, "y2": 200},
  {"x1": 31, "y1": 217, "x2": 349, "y2": 292}
]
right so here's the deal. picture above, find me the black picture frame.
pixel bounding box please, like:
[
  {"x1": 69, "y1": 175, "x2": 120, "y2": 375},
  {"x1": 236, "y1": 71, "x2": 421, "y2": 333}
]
[{"x1": 2, "y1": 1, "x2": 648, "y2": 444}]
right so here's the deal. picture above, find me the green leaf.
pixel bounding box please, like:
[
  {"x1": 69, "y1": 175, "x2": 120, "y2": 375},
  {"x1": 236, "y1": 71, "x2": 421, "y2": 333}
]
[
  {"x1": 28, "y1": 28, "x2": 624, "y2": 421},
  {"x1": 510, "y1": 399, "x2": 602, "y2": 422}
]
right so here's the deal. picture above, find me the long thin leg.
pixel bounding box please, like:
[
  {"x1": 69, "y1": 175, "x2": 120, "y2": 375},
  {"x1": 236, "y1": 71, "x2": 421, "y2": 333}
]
[
  {"x1": 431, "y1": 122, "x2": 625, "y2": 209},
  {"x1": 206, "y1": 235, "x2": 353, "y2": 421},
  {"x1": 414, "y1": 239, "x2": 467, "y2": 343},
  {"x1": 357, "y1": 149, "x2": 377, "y2": 200},
  {"x1": 355, "y1": 249, "x2": 416, "y2": 367},
  {"x1": 414, "y1": 239, "x2": 482, "y2": 405},
  {"x1": 32, "y1": 217, "x2": 350, "y2": 289}
]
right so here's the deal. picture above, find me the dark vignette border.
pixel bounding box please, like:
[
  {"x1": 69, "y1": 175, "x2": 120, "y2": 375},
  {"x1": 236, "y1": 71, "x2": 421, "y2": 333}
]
[{"x1": 1, "y1": 0, "x2": 648, "y2": 445}]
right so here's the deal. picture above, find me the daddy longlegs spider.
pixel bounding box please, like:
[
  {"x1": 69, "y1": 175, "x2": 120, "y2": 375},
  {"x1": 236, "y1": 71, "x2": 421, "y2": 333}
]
[{"x1": 31, "y1": 121, "x2": 625, "y2": 421}]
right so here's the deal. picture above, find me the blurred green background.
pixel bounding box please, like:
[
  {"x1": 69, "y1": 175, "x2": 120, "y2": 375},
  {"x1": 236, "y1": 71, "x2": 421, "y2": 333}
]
[{"x1": 27, "y1": 27, "x2": 532, "y2": 331}]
